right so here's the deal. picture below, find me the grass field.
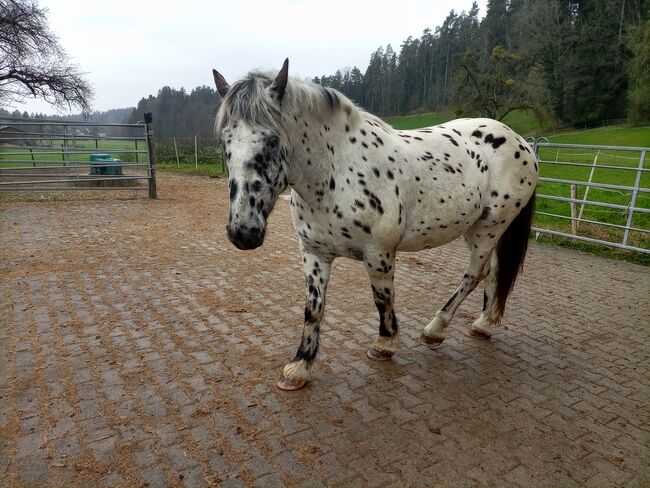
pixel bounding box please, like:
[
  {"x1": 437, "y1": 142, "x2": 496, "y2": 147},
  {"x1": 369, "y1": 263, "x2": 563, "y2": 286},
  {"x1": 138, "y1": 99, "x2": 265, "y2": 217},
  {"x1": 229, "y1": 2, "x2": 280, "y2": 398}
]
[
  {"x1": 0, "y1": 138, "x2": 145, "y2": 166},
  {"x1": 383, "y1": 112, "x2": 456, "y2": 130},
  {"x1": 384, "y1": 108, "x2": 551, "y2": 136},
  {"x1": 157, "y1": 162, "x2": 225, "y2": 177},
  {"x1": 547, "y1": 125, "x2": 650, "y2": 147}
]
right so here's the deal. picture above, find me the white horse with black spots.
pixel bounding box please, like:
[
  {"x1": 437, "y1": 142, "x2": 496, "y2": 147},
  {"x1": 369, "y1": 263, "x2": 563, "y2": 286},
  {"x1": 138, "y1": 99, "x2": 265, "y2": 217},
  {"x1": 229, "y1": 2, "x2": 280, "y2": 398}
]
[{"x1": 212, "y1": 59, "x2": 538, "y2": 390}]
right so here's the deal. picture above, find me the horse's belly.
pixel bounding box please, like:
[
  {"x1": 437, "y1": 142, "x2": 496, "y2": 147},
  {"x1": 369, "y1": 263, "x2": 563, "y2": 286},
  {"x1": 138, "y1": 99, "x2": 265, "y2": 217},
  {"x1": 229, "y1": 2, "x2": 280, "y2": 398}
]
[
  {"x1": 397, "y1": 228, "x2": 460, "y2": 252},
  {"x1": 396, "y1": 188, "x2": 484, "y2": 252}
]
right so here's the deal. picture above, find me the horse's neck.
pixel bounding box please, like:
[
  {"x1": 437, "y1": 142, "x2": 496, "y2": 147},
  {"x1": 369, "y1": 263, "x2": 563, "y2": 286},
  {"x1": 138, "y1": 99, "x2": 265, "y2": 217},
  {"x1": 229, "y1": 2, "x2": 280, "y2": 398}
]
[{"x1": 284, "y1": 110, "x2": 342, "y2": 204}]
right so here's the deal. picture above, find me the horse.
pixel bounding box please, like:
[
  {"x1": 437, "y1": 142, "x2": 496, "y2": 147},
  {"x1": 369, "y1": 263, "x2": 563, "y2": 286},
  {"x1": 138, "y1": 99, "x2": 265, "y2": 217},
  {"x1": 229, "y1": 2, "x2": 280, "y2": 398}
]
[{"x1": 212, "y1": 59, "x2": 538, "y2": 390}]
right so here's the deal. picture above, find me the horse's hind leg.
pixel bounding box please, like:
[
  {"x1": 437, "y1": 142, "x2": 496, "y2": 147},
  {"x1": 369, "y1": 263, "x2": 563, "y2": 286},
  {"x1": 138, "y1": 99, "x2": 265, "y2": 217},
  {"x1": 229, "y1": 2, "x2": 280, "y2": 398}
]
[
  {"x1": 277, "y1": 243, "x2": 332, "y2": 391},
  {"x1": 467, "y1": 252, "x2": 501, "y2": 339},
  {"x1": 364, "y1": 251, "x2": 400, "y2": 361},
  {"x1": 421, "y1": 237, "x2": 494, "y2": 347}
]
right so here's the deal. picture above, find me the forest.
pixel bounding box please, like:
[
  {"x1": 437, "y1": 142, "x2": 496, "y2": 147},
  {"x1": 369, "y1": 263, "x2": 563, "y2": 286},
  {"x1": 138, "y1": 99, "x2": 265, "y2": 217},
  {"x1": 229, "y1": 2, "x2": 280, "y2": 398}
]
[
  {"x1": 315, "y1": 0, "x2": 649, "y2": 126},
  {"x1": 3, "y1": 0, "x2": 649, "y2": 139}
]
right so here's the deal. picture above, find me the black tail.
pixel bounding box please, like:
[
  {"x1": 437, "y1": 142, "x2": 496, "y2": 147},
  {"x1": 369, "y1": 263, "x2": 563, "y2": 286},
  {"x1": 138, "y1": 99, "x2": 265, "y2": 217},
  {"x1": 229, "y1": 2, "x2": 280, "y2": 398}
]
[{"x1": 495, "y1": 192, "x2": 536, "y2": 317}]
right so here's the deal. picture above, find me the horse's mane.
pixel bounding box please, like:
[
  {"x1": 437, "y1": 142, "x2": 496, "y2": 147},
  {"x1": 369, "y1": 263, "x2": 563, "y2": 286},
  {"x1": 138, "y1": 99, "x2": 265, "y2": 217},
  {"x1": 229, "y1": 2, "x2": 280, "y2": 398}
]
[{"x1": 215, "y1": 70, "x2": 367, "y2": 135}]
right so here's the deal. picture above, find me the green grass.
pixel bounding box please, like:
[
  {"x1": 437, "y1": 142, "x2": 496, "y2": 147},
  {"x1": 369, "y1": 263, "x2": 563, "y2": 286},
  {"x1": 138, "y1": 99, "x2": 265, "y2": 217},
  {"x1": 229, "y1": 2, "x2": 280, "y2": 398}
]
[
  {"x1": 537, "y1": 126, "x2": 650, "y2": 243},
  {"x1": 384, "y1": 109, "x2": 549, "y2": 136},
  {"x1": 0, "y1": 138, "x2": 144, "y2": 166},
  {"x1": 534, "y1": 234, "x2": 650, "y2": 266},
  {"x1": 533, "y1": 138, "x2": 649, "y2": 259},
  {"x1": 501, "y1": 110, "x2": 552, "y2": 136},
  {"x1": 157, "y1": 162, "x2": 226, "y2": 178},
  {"x1": 383, "y1": 112, "x2": 455, "y2": 130},
  {"x1": 530, "y1": 125, "x2": 649, "y2": 264},
  {"x1": 547, "y1": 125, "x2": 650, "y2": 147}
]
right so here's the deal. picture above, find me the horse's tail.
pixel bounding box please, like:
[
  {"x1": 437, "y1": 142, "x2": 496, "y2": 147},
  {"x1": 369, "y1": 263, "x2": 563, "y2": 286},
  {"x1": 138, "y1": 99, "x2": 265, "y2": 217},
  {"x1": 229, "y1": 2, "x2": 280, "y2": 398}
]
[{"x1": 494, "y1": 192, "x2": 536, "y2": 318}]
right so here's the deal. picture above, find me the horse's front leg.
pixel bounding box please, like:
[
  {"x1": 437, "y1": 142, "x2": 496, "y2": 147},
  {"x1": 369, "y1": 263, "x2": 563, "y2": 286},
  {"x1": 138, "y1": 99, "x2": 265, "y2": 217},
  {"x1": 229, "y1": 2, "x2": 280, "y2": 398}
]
[
  {"x1": 277, "y1": 244, "x2": 332, "y2": 391},
  {"x1": 364, "y1": 251, "x2": 399, "y2": 361}
]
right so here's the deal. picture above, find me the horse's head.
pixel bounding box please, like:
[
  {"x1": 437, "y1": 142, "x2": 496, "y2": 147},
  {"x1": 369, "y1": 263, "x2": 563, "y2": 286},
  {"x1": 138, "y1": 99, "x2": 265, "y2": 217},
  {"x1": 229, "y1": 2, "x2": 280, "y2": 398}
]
[{"x1": 213, "y1": 60, "x2": 290, "y2": 250}]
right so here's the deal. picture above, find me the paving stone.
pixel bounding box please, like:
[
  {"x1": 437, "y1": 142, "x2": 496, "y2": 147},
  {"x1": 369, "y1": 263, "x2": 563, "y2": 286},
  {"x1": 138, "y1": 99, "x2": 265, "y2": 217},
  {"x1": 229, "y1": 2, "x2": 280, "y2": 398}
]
[
  {"x1": 1, "y1": 173, "x2": 648, "y2": 487},
  {"x1": 101, "y1": 471, "x2": 124, "y2": 487},
  {"x1": 164, "y1": 443, "x2": 198, "y2": 472},
  {"x1": 16, "y1": 455, "x2": 49, "y2": 483},
  {"x1": 139, "y1": 464, "x2": 168, "y2": 488}
]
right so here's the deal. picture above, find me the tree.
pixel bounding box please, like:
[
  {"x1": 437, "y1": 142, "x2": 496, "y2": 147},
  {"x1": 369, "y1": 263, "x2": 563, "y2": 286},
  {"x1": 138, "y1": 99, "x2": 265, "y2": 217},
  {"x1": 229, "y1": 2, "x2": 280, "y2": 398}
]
[
  {"x1": 627, "y1": 8, "x2": 650, "y2": 124},
  {"x1": 0, "y1": 0, "x2": 93, "y2": 113},
  {"x1": 453, "y1": 46, "x2": 539, "y2": 121},
  {"x1": 127, "y1": 85, "x2": 220, "y2": 139},
  {"x1": 482, "y1": 0, "x2": 509, "y2": 52}
]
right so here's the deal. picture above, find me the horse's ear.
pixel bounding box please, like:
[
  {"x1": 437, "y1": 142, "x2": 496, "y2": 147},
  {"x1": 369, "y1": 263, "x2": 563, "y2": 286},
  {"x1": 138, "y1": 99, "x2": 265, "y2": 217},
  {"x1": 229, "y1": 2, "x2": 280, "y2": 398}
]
[
  {"x1": 212, "y1": 69, "x2": 230, "y2": 98},
  {"x1": 270, "y1": 58, "x2": 289, "y2": 101}
]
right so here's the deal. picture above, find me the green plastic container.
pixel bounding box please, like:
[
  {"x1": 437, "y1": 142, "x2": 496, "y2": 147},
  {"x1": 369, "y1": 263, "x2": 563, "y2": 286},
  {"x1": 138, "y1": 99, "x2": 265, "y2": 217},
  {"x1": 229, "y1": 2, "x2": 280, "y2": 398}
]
[{"x1": 89, "y1": 153, "x2": 123, "y2": 176}]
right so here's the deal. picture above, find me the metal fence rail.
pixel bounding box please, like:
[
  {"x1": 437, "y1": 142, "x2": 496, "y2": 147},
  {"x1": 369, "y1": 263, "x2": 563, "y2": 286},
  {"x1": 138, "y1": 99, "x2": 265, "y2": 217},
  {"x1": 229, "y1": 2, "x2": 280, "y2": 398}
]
[
  {"x1": 0, "y1": 113, "x2": 157, "y2": 198},
  {"x1": 531, "y1": 140, "x2": 649, "y2": 254}
]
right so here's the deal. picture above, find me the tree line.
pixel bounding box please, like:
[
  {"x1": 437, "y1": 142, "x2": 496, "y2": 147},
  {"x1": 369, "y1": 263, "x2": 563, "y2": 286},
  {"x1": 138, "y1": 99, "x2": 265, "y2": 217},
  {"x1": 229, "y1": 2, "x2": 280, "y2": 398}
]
[
  {"x1": 316, "y1": 0, "x2": 649, "y2": 126},
  {"x1": 126, "y1": 85, "x2": 220, "y2": 140}
]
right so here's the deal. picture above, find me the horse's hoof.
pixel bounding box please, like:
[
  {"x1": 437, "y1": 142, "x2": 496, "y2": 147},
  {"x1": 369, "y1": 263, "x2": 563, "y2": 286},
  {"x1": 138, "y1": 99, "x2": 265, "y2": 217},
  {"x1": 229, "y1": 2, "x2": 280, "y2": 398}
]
[
  {"x1": 366, "y1": 347, "x2": 394, "y2": 361},
  {"x1": 420, "y1": 333, "x2": 444, "y2": 349},
  {"x1": 465, "y1": 327, "x2": 491, "y2": 340},
  {"x1": 276, "y1": 376, "x2": 306, "y2": 391}
]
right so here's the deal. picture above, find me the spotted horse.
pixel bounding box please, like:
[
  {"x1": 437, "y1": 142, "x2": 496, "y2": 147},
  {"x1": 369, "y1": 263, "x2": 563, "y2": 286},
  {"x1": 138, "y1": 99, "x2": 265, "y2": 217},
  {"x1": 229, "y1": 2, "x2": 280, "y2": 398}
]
[{"x1": 212, "y1": 59, "x2": 538, "y2": 390}]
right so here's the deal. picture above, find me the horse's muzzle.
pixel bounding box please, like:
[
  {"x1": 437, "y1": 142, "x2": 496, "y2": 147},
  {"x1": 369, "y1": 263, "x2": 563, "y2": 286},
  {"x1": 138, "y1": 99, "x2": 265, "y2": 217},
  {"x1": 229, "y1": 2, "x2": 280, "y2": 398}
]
[{"x1": 227, "y1": 225, "x2": 265, "y2": 250}]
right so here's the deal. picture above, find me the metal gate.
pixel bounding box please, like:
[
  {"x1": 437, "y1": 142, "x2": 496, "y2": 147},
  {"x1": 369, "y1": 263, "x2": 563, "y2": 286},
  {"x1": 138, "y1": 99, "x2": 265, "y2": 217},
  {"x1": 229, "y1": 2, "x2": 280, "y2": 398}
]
[
  {"x1": 530, "y1": 140, "x2": 649, "y2": 254},
  {"x1": 0, "y1": 113, "x2": 157, "y2": 198}
]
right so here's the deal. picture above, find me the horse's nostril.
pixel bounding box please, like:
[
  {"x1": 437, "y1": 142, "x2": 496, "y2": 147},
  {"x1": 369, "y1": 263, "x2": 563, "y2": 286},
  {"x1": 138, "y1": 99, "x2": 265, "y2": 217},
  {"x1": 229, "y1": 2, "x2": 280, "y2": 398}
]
[{"x1": 227, "y1": 224, "x2": 265, "y2": 250}]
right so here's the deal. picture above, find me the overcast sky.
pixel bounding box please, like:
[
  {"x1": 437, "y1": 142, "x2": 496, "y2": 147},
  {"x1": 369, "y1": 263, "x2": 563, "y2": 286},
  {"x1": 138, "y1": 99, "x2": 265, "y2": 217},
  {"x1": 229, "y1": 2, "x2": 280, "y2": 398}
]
[{"x1": 13, "y1": 0, "x2": 487, "y2": 115}]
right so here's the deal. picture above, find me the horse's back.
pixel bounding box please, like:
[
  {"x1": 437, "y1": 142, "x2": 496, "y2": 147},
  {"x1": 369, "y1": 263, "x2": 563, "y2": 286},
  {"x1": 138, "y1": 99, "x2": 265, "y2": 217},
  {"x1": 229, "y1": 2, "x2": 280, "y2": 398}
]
[{"x1": 417, "y1": 117, "x2": 538, "y2": 195}]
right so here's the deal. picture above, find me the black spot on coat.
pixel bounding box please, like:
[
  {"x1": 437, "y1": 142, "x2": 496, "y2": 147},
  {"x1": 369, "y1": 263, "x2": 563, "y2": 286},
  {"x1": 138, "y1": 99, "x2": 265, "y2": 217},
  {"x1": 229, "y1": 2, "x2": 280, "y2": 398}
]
[{"x1": 484, "y1": 134, "x2": 507, "y2": 149}]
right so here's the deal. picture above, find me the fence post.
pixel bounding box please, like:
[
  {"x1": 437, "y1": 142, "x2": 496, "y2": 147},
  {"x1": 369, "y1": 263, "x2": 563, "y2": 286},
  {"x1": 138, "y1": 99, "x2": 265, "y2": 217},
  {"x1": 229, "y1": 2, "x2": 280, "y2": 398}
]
[
  {"x1": 622, "y1": 150, "x2": 646, "y2": 246},
  {"x1": 578, "y1": 151, "x2": 599, "y2": 225},
  {"x1": 570, "y1": 185, "x2": 578, "y2": 235},
  {"x1": 195, "y1": 135, "x2": 198, "y2": 171},
  {"x1": 173, "y1": 137, "x2": 180, "y2": 167},
  {"x1": 62, "y1": 124, "x2": 68, "y2": 165},
  {"x1": 144, "y1": 112, "x2": 157, "y2": 199}
]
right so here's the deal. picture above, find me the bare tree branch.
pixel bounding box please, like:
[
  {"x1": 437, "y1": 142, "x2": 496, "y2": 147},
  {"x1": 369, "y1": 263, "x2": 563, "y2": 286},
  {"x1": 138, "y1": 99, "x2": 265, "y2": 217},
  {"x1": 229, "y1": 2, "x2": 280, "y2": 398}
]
[{"x1": 0, "y1": 0, "x2": 93, "y2": 113}]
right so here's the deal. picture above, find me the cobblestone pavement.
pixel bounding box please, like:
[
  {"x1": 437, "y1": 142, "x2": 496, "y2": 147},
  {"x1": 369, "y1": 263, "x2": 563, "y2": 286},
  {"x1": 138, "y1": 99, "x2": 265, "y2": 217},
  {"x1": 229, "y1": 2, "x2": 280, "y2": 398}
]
[{"x1": 1, "y1": 173, "x2": 649, "y2": 487}]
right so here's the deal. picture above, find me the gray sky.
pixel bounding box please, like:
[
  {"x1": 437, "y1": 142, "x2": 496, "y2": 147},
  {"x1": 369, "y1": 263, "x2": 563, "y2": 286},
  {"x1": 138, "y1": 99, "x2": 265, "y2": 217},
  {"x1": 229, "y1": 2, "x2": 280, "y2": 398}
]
[{"x1": 13, "y1": 0, "x2": 486, "y2": 115}]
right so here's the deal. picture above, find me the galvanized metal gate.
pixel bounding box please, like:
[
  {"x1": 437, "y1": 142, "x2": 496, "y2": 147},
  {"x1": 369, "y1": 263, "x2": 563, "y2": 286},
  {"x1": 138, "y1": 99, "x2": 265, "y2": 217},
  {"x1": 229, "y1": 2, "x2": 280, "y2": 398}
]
[
  {"x1": 530, "y1": 139, "x2": 649, "y2": 254},
  {"x1": 0, "y1": 113, "x2": 157, "y2": 198}
]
